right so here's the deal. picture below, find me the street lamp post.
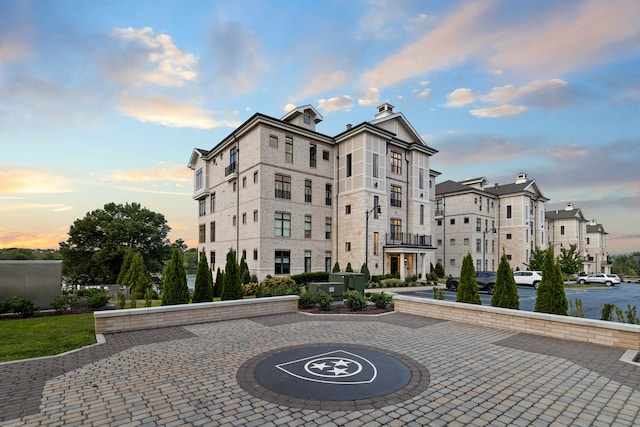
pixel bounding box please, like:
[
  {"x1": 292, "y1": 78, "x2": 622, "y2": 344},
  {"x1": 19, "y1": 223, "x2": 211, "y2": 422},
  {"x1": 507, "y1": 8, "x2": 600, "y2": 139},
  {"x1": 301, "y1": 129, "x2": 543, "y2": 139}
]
[
  {"x1": 482, "y1": 228, "x2": 497, "y2": 271},
  {"x1": 365, "y1": 205, "x2": 381, "y2": 282}
]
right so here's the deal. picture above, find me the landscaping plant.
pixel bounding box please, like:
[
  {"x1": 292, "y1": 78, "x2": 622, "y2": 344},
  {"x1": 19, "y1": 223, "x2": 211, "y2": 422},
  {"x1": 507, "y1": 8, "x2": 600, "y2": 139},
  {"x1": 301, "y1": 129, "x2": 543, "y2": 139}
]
[
  {"x1": 491, "y1": 251, "x2": 519, "y2": 309},
  {"x1": 534, "y1": 247, "x2": 567, "y2": 315},
  {"x1": 369, "y1": 291, "x2": 393, "y2": 308},
  {"x1": 192, "y1": 250, "x2": 213, "y2": 303},
  {"x1": 161, "y1": 247, "x2": 190, "y2": 305},
  {"x1": 343, "y1": 290, "x2": 367, "y2": 311},
  {"x1": 432, "y1": 287, "x2": 445, "y2": 300},
  {"x1": 315, "y1": 290, "x2": 333, "y2": 311},
  {"x1": 457, "y1": 253, "x2": 481, "y2": 304}
]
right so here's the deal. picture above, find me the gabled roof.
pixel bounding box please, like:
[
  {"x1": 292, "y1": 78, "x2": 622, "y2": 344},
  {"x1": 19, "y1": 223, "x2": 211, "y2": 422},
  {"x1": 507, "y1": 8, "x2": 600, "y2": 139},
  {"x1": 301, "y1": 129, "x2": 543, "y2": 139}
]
[
  {"x1": 485, "y1": 179, "x2": 548, "y2": 201},
  {"x1": 545, "y1": 207, "x2": 587, "y2": 221},
  {"x1": 368, "y1": 109, "x2": 438, "y2": 154},
  {"x1": 281, "y1": 104, "x2": 323, "y2": 123},
  {"x1": 436, "y1": 180, "x2": 488, "y2": 197},
  {"x1": 587, "y1": 223, "x2": 608, "y2": 234},
  {"x1": 187, "y1": 148, "x2": 210, "y2": 169}
]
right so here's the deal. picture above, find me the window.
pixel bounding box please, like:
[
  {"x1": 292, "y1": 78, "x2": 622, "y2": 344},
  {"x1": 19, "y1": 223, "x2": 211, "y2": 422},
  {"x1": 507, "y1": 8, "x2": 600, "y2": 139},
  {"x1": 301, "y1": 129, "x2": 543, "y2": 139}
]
[
  {"x1": 464, "y1": 238, "x2": 469, "y2": 245},
  {"x1": 506, "y1": 254, "x2": 512, "y2": 261},
  {"x1": 450, "y1": 259, "x2": 456, "y2": 266},
  {"x1": 269, "y1": 135, "x2": 278, "y2": 148},
  {"x1": 285, "y1": 137, "x2": 293, "y2": 163},
  {"x1": 435, "y1": 199, "x2": 443, "y2": 216},
  {"x1": 275, "y1": 250, "x2": 290, "y2": 274},
  {"x1": 232, "y1": 215, "x2": 236, "y2": 226},
  {"x1": 325, "y1": 251, "x2": 332, "y2": 272},
  {"x1": 506, "y1": 234, "x2": 512, "y2": 239},
  {"x1": 390, "y1": 218, "x2": 401, "y2": 239},
  {"x1": 310, "y1": 144, "x2": 316, "y2": 168},
  {"x1": 275, "y1": 212, "x2": 291, "y2": 237},
  {"x1": 476, "y1": 218, "x2": 481, "y2": 232},
  {"x1": 587, "y1": 237, "x2": 590, "y2": 244},
  {"x1": 242, "y1": 176, "x2": 246, "y2": 188},
  {"x1": 507, "y1": 205, "x2": 512, "y2": 219},
  {"x1": 210, "y1": 222, "x2": 215, "y2": 242},
  {"x1": 437, "y1": 219, "x2": 442, "y2": 226},
  {"x1": 437, "y1": 239, "x2": 443, "y2": 246},
  {"x1": 560, "y1": 226, "x2": 565, "y2": 235},
  {"x1": 373, "y1": 153, "x2": 379, "y2": 178},
  {"x1": 374, "y1": 196, "x2": 380, "y2": 218},
  {"x1": 253, "y1": 171, "x2": 258, "y2": 183},
  {"x1": 345, "y1": 242, "x2": 351, "y2": 252},
  {"x1": 464, "y1": 217, "x2": 469, "y2": 224},
  {"x1": 450, "y1": 218, "x2": 455, "y2": 225},
  {"x1": 479, "y1": 197, "x2": 482, "y2": 212},
  {"x1": 304, "y1": 215, "x2": 312, "y2": 238},
  {"x1": 345, "y1": 205, "x2": 351, "y2": 215},
  {"x1": 450, "y1": 238, "x2": 455, "y2": 246},
  {"x1": 325, "y1": 184, "x2": 332, "y2": 205},
  {"x1": 323, "y1": 150, "x2": 330, "y2": 160},
  {"x1": 346, "y1": 153, "x2": 352, "y2": 177},
  {"x1": 242, "y1": 212, "x2": 247, "y2": 224},
  {"x1": 275, "y1": 174, "x2": 291, "y2": 199},
  {"x1": 390, "y1": 185, "x2": 402, "y2": 207},
  {"x1": 391, "y1": 152, "x2": 402, "y2": 174},
  {"x1": 199, "y1": 199, "x2": 206, "y2": 216},
  {"x1": 373, "y1": 232, "x2": 379, "y2": 255},
  {"x1": 230, "y1": 147, "x2": 238, "y2": 170},
  {"x1": 476, "y1": 239, "x2": 481, "y2": 253},
  {"x1": 253, "y1": 210, "x2": 258, "y2": 222},
  {"x1": 304, "y1": 251, "x2": 311, "y2": 272},
  {"x1": 210, "y1": 251, "x2": 215, "y2": 268},
  {"x1": 233, "y1": 181, "x2": 237, "y2": 192},
  {"x1": 242, "y1": 250, "x2": 246, "y2": 260},
  {"x1": 325, "y1": 217, "x2": 332, "y2": 239},
  {"x1": 253, "y1": 249, "x2": 258, "y2": 261},
  {"x1": 304, "y1": 114, "x2": 311, "y2": 124},
  {"x1": 199, "y1": 224, "x2": 205, "y2": 243},
  {"x1": 419, "y1": 168, "x2": 424, "y2": 189},
  {"x1": 210, "y1": 192, "x2": 216, "y2": 213},
  {"x1": 195, "y1": 168, "x2": 203, "y2": 190},
  {"x1": 420, "y1": 204, "x2": 424, "y2": 225},
  {"x1": 305, "y1": 179, "x2": 312, "y2": 203},
  {"x1": 476, "y1": 260, "x2": 481, "y2": 270}
]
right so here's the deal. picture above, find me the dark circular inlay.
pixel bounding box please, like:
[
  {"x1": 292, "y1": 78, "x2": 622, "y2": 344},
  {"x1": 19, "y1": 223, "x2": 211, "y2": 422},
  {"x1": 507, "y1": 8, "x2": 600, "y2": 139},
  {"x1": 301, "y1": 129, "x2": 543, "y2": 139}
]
[{"x1": 237, "y1": 343, "x2": 430, "y2": 411}]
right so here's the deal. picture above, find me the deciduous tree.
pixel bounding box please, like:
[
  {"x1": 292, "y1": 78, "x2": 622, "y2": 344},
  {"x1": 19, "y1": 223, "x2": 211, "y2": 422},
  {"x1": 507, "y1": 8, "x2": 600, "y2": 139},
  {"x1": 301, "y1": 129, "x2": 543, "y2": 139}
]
[{"x1": 558, "y1": 243, "x2": 582, "y2": 278}]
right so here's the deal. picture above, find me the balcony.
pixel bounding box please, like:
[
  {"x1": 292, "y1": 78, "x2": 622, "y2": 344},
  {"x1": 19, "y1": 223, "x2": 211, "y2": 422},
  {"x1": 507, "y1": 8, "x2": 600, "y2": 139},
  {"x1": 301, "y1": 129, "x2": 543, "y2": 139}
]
[
  {"x1": 385, "y1": 233, "x2": 432, "y2": 248},
  {"x1": 435, "y1": 209, "x2": 444, "y2": 216},
  {"x1": 193, "y1": 185, "x2": 209, "y2": 200},
  {"x1": 224, "y1": 162, "x2": 238, "y2": 182}
]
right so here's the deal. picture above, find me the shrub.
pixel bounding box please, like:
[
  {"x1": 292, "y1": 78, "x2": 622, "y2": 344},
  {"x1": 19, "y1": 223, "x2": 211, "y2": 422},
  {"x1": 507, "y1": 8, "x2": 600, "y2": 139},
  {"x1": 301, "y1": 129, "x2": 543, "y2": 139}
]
[
  {"x1": 162, "y1": 247, "x2": 190, "y2": 305},
  {"x1": 192, "y1": 250, "x2": 213, "y2": 303},
  {"x1": 298, "y1": 289, "x2": 315, "y2": 309},
  {"x1": 85, "y1": 288, "x2": 110, "y2": 309},
  {"x1": 0, "y1": 298, "x2": 12, "y2": 314},
  {"x1": 343, "y1": 290, "x2": 367, "y2": 311},
  {"x1": 144, "y1": 287, "x2": 154, "y2": 307},
  {"x1": 116, "y1": 292, "x2": 126, "y2": 309},
  {"x1": 345, "y1": 262, "x2": 354, "y2": 272},
  {"x1": 433, "y1": 287, "x2": 445, "y2": 300},
  {"x1": 12, "y1": 297, "x2": 39, "y2": 318},
  {"x1": 256, "y1": 276, "x2": 299, "y2": 298},
  {"x1": 601, "y1": 303, "x2": 615, "y2": 321},
  {"x1": 406, "y1": 274, "x2": 417, "y2": 283},
  {"x1": 243, "y1": 282, "x2": 261, "y2": 296},
  {"x1": 491, "y1": 251, "x2": 519, "y2": 309},
  {"x1": 315, "y1": 290, "x2": 333, "y2": 311},
  {"x1": 381, "y1": 278, "x2": 403, "y2": 288},
  {"x1": 221, "y1": 249, "x2": 243, "y2": 301},
  {"x1": 332, "y1": 262, "x2": 341, "y2": 273},
  {"x1": 568, "y1": 298, "x2": 584, "y2": 317},
  {"x1": 457, "y1": 253, "x2": 481, "y2": 305},
  {"x1": 369, "y1": 291, "x2": 393, "y2": 308},
  {"x1": 534, "y1": 247, "x2": 567, "y2": 315},
  {"x1": 290, "y1": 271, "x2": 329, "y2": 285},
  {"x1": 434, "y1": 261, "x2": 445, "y2": 278},
  {"x1": 129, "y1": 293, "x2": 137, "y2": 309},
  {"x1": 51, "y1": 293, "x2": 80, "y2": 314}
]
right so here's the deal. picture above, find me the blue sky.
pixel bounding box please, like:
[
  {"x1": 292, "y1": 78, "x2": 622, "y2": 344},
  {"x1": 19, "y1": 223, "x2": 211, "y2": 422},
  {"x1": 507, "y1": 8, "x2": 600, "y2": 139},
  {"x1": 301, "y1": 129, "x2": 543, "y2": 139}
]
[{"x1": 1, "y1": 0, "x2": 639, "y2": 254}]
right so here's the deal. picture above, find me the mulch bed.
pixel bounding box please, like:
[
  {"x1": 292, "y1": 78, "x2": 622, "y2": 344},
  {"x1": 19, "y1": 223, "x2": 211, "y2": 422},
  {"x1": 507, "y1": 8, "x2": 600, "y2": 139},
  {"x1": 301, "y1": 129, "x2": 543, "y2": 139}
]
[{"x1": 300, "y1": 304, "x2": 394, "y2": 315}]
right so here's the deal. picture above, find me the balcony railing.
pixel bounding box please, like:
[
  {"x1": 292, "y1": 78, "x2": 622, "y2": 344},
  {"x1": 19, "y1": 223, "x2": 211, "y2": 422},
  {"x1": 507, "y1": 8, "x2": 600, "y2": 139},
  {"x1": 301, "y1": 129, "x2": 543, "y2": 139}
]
[
  {"x1": 435, "y1": 209, "x2": 444, "y2": 216},
  {"x1": 275, "y1": 189, "x2": 291, "y2": 199},
  {"x1": 224, "y1": 162, "x2": 238, "y2": 181},
  {"x1": 385, "y1": 233, "x2": 432, "y2": 247}
]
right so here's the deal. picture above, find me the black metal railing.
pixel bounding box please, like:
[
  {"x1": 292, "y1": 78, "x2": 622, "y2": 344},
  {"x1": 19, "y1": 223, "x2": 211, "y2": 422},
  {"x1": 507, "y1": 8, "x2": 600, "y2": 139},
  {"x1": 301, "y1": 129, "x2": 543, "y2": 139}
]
[
  {"x1": 225, "y1": 162, "x2": 237, "y2": 177},
  {"x1": 275, "y1": 189, "x2": 291, "y2": 199},
  {"x1": 385, "y1": 233, "x2": 432, "y2": 247}
]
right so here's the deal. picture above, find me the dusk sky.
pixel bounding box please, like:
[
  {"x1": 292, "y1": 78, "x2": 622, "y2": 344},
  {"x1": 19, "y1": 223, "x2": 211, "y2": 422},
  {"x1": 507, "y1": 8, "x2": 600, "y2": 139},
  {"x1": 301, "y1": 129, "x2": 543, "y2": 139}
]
[{"x1": 1, "y1": 0, "x2": 639, "y2": 254}]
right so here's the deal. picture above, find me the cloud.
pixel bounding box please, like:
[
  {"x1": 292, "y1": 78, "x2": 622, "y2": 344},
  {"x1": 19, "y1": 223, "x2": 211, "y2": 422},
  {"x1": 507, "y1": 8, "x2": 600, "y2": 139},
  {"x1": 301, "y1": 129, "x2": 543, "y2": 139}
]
[
  {"x1": 358, "y1": 87, "x2": 380, "y2": 106},
  {"x1": 356, "y1": 0, "x2": 430, "y2": 40},
  {"x1": 470, "y1": 104, "x2": 527, "y2": 118},
  {"x1": 445, "y1": 88, "x2": 476, "y2": 107},
  {"x1": 318, "y1": 95, "x2": 354, "y2": 112},
  {"x1": 296, "y1": 71, "x2": 347, "y2": 100},
  {"x1": 0, "y1": 227, "x2": 68, "y2": 249},
  {"x1": 108, "y1": 27, "x2": 198, "y2": 87},
  {"x1": 0, "y1": 167, "x2": 74, "y2": 194},
  {"x1": 103, "y1": 164, "x2": 191, "y2": 184},
  {"x1": 432, "y1": 133, "x2": 532, "y2": 165},
  {"x1": 283, "y1": 104, "x2": 296, "y2": 113},
  {"x1": 0, "y1": 203, "x2": 73, "y2": 213},
  {"x1": 118, "y1": 93, "x2": 241, "y2": 129}
]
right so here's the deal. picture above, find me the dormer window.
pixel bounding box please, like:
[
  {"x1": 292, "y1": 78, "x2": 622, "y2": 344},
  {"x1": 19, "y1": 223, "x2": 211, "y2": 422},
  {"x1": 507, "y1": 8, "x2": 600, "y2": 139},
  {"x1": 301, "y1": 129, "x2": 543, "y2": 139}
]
[{"x1": 303, "y1": 114, "x2": 311, "y2": 125}]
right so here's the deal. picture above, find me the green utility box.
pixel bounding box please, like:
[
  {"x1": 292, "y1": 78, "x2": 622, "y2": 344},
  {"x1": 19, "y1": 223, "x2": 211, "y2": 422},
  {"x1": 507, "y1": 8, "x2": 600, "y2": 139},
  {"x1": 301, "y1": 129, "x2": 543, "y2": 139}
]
[
  {"x1": 308, "y1": 282, "x2": 345, "y2": 301},
  {"x1": 329, "y1": 272, "x2": 366, "y2": 295}
]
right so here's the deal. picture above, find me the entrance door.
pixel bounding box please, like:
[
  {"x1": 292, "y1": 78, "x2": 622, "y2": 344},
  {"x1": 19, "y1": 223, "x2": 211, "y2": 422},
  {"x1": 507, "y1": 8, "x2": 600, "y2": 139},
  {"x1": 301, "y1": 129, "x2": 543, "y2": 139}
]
[{"x1": 390, "y1": 256, "x2": 399, "y2": 276}]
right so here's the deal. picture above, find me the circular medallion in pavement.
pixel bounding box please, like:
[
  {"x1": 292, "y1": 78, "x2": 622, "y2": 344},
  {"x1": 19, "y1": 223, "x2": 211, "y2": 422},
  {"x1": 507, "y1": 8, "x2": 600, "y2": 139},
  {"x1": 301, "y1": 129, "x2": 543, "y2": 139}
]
[{"x1": 237, "y1": 344, "x2": 430, "y2": 410}]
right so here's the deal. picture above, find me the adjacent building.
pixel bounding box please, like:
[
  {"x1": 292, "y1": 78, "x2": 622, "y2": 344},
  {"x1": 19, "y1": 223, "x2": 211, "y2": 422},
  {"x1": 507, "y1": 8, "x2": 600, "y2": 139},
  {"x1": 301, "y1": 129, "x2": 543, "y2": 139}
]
[{"x1": 188, "y1": 103, "x2": 438, "y2": 281}]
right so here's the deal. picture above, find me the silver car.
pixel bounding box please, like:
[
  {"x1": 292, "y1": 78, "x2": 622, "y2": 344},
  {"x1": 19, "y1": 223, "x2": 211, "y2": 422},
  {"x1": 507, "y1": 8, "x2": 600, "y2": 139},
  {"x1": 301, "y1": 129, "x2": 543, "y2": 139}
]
[
  {"x1": 578, "y1": 274, "x2": 620, "y2": 286},
  {"x1": 513, "y1": 271, "x2": 543, "y2": 289}
]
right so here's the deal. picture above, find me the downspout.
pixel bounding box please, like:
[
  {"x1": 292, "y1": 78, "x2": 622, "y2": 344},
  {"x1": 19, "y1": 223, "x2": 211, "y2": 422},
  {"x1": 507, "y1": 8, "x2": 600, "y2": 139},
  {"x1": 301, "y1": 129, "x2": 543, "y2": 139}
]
[
  {"x1": 234, "y1": 134, "x2": 240, "y2": 263},
  {"x1": 405, "y1": 154, "x2": 411, "y2": 277},
  {"x1": 335, "y1": 143, "x2": 339, "y2": 269},
  {"x1": 442, "y1": 195, "x2": 446, "y2": 274}
]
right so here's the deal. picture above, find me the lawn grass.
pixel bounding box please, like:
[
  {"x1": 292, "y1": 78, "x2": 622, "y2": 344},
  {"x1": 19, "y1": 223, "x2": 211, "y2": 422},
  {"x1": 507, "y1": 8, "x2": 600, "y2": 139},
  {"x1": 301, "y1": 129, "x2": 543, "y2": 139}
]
[{"x1": 0, "y1": 313, "x2": 95, "y2": 362}]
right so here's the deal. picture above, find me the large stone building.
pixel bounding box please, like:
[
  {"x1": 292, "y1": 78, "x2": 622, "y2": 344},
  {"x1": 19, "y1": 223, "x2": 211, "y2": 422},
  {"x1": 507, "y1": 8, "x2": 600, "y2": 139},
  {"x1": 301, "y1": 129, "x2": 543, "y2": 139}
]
[
  {"x1": 188, "y1": 103, "x2": 438, "y2": 281},
  {"x1": 434, "y1": 172, "x2": 548, "y2": 276}
]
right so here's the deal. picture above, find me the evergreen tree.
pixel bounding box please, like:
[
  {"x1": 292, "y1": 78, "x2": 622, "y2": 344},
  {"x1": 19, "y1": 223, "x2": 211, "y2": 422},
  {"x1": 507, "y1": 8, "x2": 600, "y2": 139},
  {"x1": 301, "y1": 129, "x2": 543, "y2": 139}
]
[
  {"x1": 434, "y1": 261, "x2": 445, "y2": 278},
  {"x1": 535, "y1": 247, "x2": 568, "y2": 315},
  {"x1": 161, "y1": 247, "x2": 190, "y2": 305},
  {"x1": 221, "y1": 249, "x2": 243, "y2": 301},
  {"x1": 345, "y1": 262, "x2": 353, "y2": 272},
  {"x1": 457, "y1": 253, "x2": 481, "y2": 304},
  {"x1": 332, "y1": 262, "x2": 341, "y2": 273},
  {"x1": 122, "y1": 252, "x2": 152, "y2": 298},
  {"x1": 239, "y1": 256, "x2": 250, "y2": 285},
  {"x1": 192, "y1": 250, "x2": 213, "y2": 303},
  {"x1": 491, "y1": 251, "x2": 519, "y2": 309},
  {"x1": 117, "y1": 248, "x2": 134, "y2": 285},
  {"x1": 213, "y1": 267, "x2": 223, "y2": 298}
]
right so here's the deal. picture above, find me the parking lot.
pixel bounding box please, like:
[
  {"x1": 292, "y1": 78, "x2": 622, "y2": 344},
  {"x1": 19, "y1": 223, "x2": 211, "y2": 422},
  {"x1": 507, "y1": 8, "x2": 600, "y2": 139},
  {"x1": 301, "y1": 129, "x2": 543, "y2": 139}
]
[{"x1": 399, "y1": 282, "x2": 640, "y2": 321}]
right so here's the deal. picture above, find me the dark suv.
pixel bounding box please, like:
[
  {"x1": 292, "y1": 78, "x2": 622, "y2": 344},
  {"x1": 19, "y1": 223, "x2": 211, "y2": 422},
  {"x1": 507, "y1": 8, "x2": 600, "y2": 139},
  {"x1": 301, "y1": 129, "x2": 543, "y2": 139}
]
[{"x1": 446, "y1": 271, "x2": 497, "y2": 295}]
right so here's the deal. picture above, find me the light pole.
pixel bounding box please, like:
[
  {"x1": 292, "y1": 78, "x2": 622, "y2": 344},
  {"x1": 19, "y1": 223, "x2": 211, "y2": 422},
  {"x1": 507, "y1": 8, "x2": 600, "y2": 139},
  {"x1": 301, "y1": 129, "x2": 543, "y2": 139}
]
[
  {"x1": 365, "y1": 205, "x2": 381, "y2": 282},
  {"x1": 482, "y1": 228, "x2": 497, "y2": 271}
]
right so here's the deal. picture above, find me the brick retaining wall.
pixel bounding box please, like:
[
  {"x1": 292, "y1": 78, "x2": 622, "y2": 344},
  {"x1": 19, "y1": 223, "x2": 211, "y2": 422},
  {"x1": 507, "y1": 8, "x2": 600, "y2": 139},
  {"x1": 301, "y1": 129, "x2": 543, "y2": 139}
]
[
  {"x1": 94, "y1": 296, "x2": 299, "y2": 334},
  {"x1": 394, "y1": 295, "x2": 640, "y2": 350}
]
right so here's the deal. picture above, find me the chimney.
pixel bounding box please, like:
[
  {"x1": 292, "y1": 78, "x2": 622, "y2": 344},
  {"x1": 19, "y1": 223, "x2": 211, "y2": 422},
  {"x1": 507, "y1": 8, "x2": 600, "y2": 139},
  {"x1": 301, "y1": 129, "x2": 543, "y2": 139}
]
[
  {"x1": 515, "y1": 172, "x2": 527, "y2": 184},
  {"x1": 375, "y1": 102, "x2": 395, "y2": 119},
  {"x1": 494, "y1": 183, "x2": 498, "y2": 188},
  {"x1": 346, "y1": 124, "x2": 352, "y2": 130},
  {"x1": 565, "y1": 203, "x2": 573, "y2": 211}
]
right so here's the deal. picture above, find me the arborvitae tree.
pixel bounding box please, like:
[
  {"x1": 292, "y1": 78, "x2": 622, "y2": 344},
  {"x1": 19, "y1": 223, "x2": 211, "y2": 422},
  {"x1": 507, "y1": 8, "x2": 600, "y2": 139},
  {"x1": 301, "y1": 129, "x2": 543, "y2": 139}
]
[
  {"x1": 535, "y1": 247, "x2": 568, "y2": 315},
  {"x1": 360, "y1": 262, "x2": 369, "y2": 275},
  {"x1": 345, "y1": 262, "x2": 353, "y2": 272},
  {"x1": 221, "y1": 249, "x2": 243, "y2": 301},
  {"x1": 213, "y1": 267, "x2": 223, "y2": 298},
  {"x1": 332, "y1": 262, "x2": 341, "y2": 273},
  {"x1": 122, "y1": 252, "x2": 152, "y2": 298},
  {"x1": 239, "y1": 256, "x2": 250, "y2": 285},
  {"x1": 192, "y1": 250, "x2": 213, "y2": 303},
  {"x1": 434, "y1": 261, "x2": 445, "y2": 278},
  {"x1": 457, "y1": 253, "x2": 481, "y2": 304},
  {"x1": 117, "y1": 248, "x2": 134, "y2": 285},
  {"x1": 161, "y1": 247, "x2": 190, "y2": 305},
  {"x1": 430, "y1": 262, "x2": 434, "y2": 273},
  {"x1": 491, "y1": 251, "x2": 519, "y2": 309}
]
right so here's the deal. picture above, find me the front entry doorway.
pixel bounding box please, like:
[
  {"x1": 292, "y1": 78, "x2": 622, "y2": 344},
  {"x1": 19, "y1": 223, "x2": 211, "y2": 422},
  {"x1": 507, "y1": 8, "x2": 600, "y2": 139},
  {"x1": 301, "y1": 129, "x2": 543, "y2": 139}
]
[{"x1": 390, "y1": 256, "x2": 399, "y2": 277}]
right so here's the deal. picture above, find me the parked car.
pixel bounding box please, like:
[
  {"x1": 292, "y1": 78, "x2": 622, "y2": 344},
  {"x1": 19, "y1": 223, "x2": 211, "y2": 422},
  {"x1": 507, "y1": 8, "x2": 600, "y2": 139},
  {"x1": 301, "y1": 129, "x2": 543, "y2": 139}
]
[
  {"x1": 513, "y1": 271, "x2": 543, "y2": 289},
  {"x1": 577, "y1": 274, "x2": 620, "y2": 286},
  {"x1": 446, "y1": 271, "x2": 497, "y2": 294}
]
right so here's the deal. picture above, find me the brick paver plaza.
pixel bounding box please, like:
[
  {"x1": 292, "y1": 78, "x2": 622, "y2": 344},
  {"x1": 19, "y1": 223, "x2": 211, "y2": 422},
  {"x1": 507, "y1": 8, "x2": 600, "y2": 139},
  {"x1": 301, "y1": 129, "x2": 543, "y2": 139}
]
[{"x1": 2, "y1": 312, "x2": 640, "y2": 426}]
